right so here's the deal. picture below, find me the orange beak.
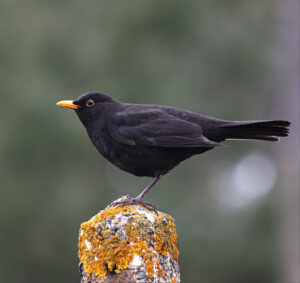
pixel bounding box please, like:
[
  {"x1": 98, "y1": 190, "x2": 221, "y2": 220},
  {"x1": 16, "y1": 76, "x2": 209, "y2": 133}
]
[{"x1": 56, "y1": 100, "x2": 79, "y2": 110}]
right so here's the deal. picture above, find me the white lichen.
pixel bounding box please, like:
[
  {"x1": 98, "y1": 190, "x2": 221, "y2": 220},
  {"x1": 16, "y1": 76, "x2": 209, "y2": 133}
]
[
  {"x1": 129, "y1": 255, "x2": 143, "y2": 268},
  {"x1": 85, "y1": 240, "x2": 92, "y2": 250},
  {"x1": 137, "y1": 207, "x2": 155, "y2": 222}
]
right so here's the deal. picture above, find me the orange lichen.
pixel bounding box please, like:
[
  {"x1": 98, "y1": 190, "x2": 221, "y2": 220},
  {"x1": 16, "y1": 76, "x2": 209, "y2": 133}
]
[
  {"x1": 154, "y1": 215, "x2": 179, "y2": 260},
  {"x1": 78, "y1": 203, "x2": 179, "y2": 279},
  {"x1": 154, "y1": 258, "x2": 165, "y2": 278},
  {"x1": 145, "y1": 258, "x2": 154, "y2": 277}
]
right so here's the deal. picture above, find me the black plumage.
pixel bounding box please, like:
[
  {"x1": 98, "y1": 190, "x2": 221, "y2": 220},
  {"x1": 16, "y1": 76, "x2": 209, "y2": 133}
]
[{"x1": 57, "y1": 91, "x2": 290, "y2": 209}]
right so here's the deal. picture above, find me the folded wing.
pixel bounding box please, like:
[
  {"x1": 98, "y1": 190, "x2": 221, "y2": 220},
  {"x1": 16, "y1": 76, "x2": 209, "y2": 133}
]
[{"x1": 109, "y1": 109, "x2": 221, "y2": 148}]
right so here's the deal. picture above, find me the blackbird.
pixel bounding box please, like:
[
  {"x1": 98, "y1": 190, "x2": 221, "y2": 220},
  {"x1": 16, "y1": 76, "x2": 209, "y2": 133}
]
[{"x1": 57, "y1": 91, "x2": 290, "y2": 210}]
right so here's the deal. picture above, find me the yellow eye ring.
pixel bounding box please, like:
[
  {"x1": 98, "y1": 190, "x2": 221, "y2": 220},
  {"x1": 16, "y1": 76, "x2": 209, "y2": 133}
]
[{"x1": 86, "y1": 99, "x2": 95, "y2": 108}]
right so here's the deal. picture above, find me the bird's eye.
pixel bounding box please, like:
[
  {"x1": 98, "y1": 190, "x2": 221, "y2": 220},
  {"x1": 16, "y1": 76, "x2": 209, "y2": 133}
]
[{"x1": 86, "y1": 99, "x2": 95, "y2": 108}]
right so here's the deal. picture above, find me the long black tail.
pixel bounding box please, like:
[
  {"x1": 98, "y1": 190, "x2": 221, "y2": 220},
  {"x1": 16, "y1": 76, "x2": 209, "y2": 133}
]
[{"x1": 218, "y1": 120, "x2": 290, "y2": 142}]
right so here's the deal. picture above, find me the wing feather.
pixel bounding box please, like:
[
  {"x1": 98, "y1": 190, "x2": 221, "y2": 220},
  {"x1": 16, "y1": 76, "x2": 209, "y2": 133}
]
[{"x1": 109, "y1": 109, "x2": 221, "y2": 148}]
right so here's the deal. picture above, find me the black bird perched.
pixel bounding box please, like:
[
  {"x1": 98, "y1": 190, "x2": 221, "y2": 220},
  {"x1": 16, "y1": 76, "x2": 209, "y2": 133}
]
[{"x1": 57, "y1": 92, "x2": 290, "y2": 210}]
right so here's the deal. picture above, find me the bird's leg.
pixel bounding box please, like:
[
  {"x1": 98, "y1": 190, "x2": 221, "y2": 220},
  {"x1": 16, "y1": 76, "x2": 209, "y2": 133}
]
[
  {"x1": 112, "y1": 175, "x2": 162, "y2": 213},
  {"x1": 135, "y1": 175, "x2": 162, "y2": 201}
]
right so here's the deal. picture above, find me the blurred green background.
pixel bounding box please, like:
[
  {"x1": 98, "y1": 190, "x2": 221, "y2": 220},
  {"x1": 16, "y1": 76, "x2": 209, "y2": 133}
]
[{"x1": 0, "y1": 1, "x2": 299, "y2": 283}]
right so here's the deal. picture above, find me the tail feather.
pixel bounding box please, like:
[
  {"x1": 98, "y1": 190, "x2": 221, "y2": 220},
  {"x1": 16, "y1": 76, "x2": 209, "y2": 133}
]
[{"x1": 218, "y1": 120, "x2": 290, "y2": 142}]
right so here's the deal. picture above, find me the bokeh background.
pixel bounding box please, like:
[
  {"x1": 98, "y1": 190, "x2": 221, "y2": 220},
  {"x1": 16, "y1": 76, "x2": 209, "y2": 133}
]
[{"x1": 0, "y1": 1, "x2": 299, "y2": 283}]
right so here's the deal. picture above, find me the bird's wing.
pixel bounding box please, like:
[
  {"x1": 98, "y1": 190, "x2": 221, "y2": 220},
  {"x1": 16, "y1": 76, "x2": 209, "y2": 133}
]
[{"x1": 109, "y1": 109, "x2": 221, "y2": 148}]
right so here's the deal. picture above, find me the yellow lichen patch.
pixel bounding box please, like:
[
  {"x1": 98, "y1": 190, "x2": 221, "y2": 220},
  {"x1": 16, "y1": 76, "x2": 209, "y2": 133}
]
[
  {"x1": 78, "y1": 203, "x2": 179, "y2": 280},
  {"x1": 145, "y1": 258, "x2": 154, "y2": 277},
  {"x1": 154, "y1": 214, "x2": 179, "y2": 260}
]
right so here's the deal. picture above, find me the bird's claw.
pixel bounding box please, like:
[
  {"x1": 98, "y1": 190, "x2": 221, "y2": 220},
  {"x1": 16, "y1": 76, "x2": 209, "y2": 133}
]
[{"x1": 112, "y1": 196, "x2": 158, "y2": 215}]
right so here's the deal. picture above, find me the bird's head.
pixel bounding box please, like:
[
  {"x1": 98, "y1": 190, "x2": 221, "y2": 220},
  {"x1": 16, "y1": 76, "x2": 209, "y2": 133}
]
[{"x1": 56, "y1": 91, "x2": 118, "y2": 127}]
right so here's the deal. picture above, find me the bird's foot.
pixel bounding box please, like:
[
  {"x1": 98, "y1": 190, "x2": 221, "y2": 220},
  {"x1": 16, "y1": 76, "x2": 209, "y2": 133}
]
[{"x1": 112, "y1": 195, "x2": 158, "y2": 214}]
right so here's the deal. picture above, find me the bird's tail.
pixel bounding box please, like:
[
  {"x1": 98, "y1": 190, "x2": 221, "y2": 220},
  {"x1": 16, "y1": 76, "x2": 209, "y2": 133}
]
[{"x1": 218, "y1": 120, "x2": 290, "y2": 142}]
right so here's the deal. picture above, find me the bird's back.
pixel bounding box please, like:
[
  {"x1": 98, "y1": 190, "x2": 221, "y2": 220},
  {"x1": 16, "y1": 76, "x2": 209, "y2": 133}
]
[{"x1": 120, "y1": 103, "x2": 226, "y2": 141}]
